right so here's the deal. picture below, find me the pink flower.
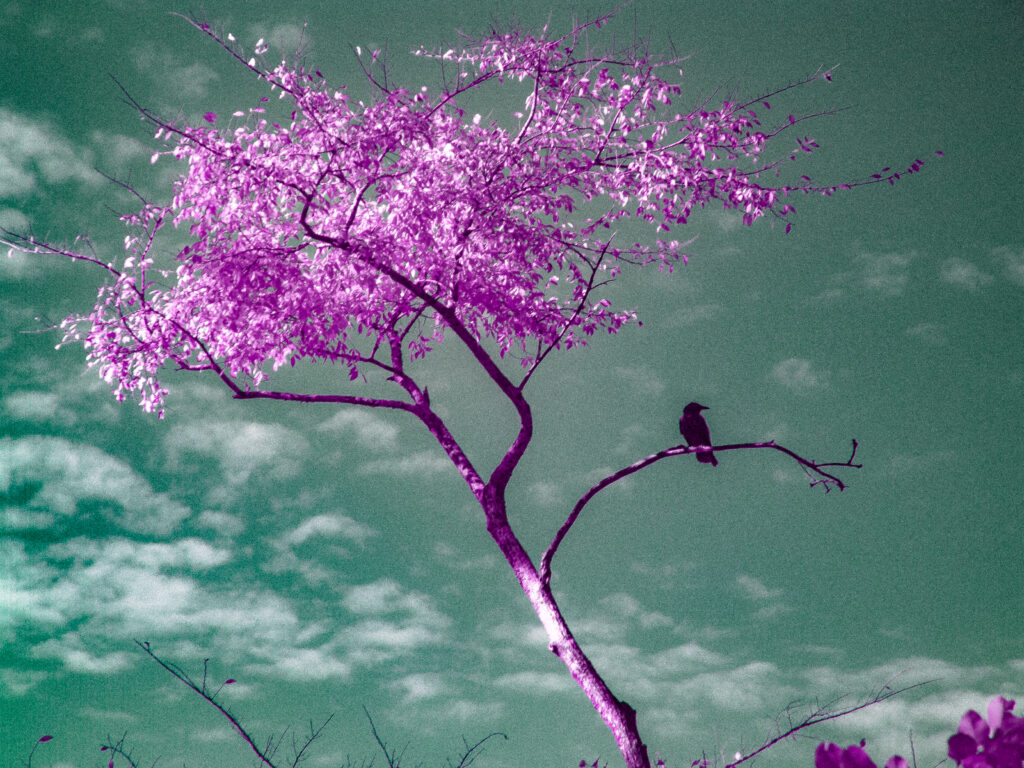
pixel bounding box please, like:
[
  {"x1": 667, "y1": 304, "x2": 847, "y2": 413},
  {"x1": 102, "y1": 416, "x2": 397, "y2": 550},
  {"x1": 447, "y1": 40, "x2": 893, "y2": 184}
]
[{"x1": 948, "y1": 698, "x2": 1024, "y2": 768}]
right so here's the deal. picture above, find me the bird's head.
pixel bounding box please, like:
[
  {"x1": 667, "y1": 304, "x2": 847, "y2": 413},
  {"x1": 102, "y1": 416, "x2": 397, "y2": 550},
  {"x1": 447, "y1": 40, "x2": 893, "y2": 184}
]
[{"x1": 684, "y1": 401, "x2": 709, "y2": 414}]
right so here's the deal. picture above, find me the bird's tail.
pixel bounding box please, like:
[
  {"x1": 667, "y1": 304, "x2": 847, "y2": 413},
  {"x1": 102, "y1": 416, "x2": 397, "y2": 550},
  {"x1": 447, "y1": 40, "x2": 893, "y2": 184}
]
[{"x1": 697, "y1": 450, "x2": 718, "y2": 467}]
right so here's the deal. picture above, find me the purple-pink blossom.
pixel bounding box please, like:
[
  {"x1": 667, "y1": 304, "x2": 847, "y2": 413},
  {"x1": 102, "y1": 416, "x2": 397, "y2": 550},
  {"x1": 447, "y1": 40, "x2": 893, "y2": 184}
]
[
  {"x1": 948, "y1": 698, "x2": 1024, "y2": 768},
  {"x1": 50, "y1": 15, "x2": 928, "y2": 415}
]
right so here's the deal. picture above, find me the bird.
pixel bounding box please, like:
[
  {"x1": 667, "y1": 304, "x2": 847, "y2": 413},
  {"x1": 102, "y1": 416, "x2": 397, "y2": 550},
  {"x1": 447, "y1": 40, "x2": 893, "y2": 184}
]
[{"x1": 679, "y1": 402, "x2": 718, "y2": 466}]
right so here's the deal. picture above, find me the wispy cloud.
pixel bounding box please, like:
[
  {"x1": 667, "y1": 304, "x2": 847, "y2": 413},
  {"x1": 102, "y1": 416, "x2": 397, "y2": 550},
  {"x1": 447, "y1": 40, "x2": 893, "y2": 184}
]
[
  {"x1": 0, "y1": 436, "x2": 190, "y2": 535},
  {"x1": 318, "y1": 409, "x2": 400, "y2": 451},
  {"x1": 994, "y1": 246, "x2": 1024, "y2": 288},
  {"x1": 735, "y1": 574, "x2": 783, "y2": 601},
  {"x1": 615, "y1": 365, "x2": 666, "y2": 396},
  {"x1": 667, "y1": 303, "x2": 723, "y2": 326},
  {"x1": 164, "y1": 420, "x2": 309, "y2": 499},
  {"x1": 0, "y1": 109, "x2": 100, "y2": 199},
  {"x1": 337, "y1": 579, "x2": 452, "y2": 658},
  {"x1": 129, "y1": 43, "x2": 219, "y2": 99},
  {"x1": 769, "y1": 357, "x2": 829, "y2": 391},
  {"x1": 494, "y1": 670, "x2": 574, "y2": 693},
  {"x1": 3, "y1": 391, "x2": 75, "y2": 426},
  {"x1": 940, "y1": 257, "x2": 993, "y2": 290},
  {"x1": 30, "y1": 633, "x2": 133, "y2": 674},
  {"x1": 857, "y1": 252, "x2": 912, "y2": 296},
  {"x1": 357, "y1": 449, "x2": 453, "y2": 477},
  {"x1": 286, "y1": 513, "x2": 376, "y2": 547},
  {"x1": 906, "y1": 322, "x2": 947, "y2": 346},
  {"x1": 390, "y1": 672, "x2": 447, "y2": 702}
]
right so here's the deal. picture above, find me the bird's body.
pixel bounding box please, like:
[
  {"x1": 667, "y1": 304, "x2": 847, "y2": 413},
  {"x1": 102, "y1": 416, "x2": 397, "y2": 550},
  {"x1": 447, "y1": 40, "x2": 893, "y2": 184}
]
[{"x1": 679, "y1": 402, "x2": 718, "y2": 466}]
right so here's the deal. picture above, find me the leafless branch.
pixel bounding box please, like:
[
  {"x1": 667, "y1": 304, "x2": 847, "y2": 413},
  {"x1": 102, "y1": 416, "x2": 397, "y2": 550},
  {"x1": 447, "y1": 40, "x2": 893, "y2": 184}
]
[
  {"x1": 134, "y1": 640, "x2": 278, "y2": 768},
  {"x1": 724, "y1": 680, "x2": 934, "y2": 768},
  {"x1": 98, "y1": 733, "x2": 148, "y2": 768},
  {"x1": 447, "y1": 732, "x2": 508, "y2": 768},
  {"x1": 363, "y1": 708, "x2": 409, "y2": 768},
  {"x1": 540, "y1": 438, "x2": 861, "y2": 586}
]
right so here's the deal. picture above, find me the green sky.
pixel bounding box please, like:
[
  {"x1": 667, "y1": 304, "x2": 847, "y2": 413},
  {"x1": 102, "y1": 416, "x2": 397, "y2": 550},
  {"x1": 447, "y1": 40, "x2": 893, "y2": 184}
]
[{"x1": 2, "y1": 1, "x2": 1022, "y2": 767}]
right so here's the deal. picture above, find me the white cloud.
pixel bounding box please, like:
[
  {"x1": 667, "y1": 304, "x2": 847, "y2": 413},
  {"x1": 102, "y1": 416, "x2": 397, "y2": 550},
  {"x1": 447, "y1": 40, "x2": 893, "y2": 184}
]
[
  {"x1": 285, "y1": 513, "x2": 376, "y2": 546},
  {"x1": 993, "y1": 246, "x2": 1024, "y2": 287},
  {"x1": 433, "y1": 541, "x2": 497, "y2": 570},
  {"x1": 259, "y1": 646, "x2": 351, "y2": 681},
  {"x1": 338, "y1": 579, "x2": 450, "y2": 655},
  {"x1": 940, "y1": 258, "x2": 993, "y2": 290},
  {"x1": 129, "y1": 43, "x2": 219, "y2": 99},
  {"x1": 527, "y1": 480, "x2": 563, "y2": 506},
  {"x1": 0, "y1": 108, "x2": 100, "y2": 199},
  {"x1": 651, "y1": 643, "x2": 728, "y2": 673},
  {"x1": 857, "y1": 252, "x2": 911, "y2": 296},
  {"x1": 31, "y1": 633, "x2": 132, "y2": 674},
  {"x1": 390, "y1": 672, "x2": 446, "y2": 702},
  {"x1": 906, "y1": 322, "x2": 947, "y2": 345},
  {"x1": 668, "y1": 303, "x2": 723, "y2": 326},
  {"x1": 343, "y1": 579, "x2": 435, "y2": 617},
  {"x1": 340, "y1": 618, "x2": 445, "y2": 651},
  {"x1": 164, "y1": 420, "x2": 309, "y2": 490},
  {"x1": 318, "y1": 409, "x2": 399, "y2": 451},
  {"x1": 3, "y1": 391, "x2": 72, "y2": 424},
  {"x1": 598, "y1": 592, "x2": 674, "y2": 629},
  {"x1": 770, "y1": 357, "x2": 828, "y2": 391},
  {"x1": 0, "y1": 435, "x2": 190, "y2": 535},
  {"x1": 357, "y1": 449, "x2": 453, "y2": 477},
  {"x1": 677, "y1": 660, "x2": 783, "y2": 710},
  {"x1": 494, "y1": 670, "x2": 574, "y2": 693},
  {"x1": 264, "y1": 23, "x2": 312, "y2": 53},
  {"x1": 0, "y1": 667, "x2": 49, "y2": 697},
  {"x1": 614, "y1": 366, "x2": 665, "y2": 396},
  {"x1": 0, "y1": 207, "x2": 29, "y2": 233},
  {"x1": 735, "y1": 574, "x2": 783, "y2": 601},
  {"x1": 3, "y1": 534, "x2": 311, "y2": 672},
  {"x1": 196, "y1": 509, "x2": 245, "y2": 537},
  {"x1": 446, "y1": 699, "x2": 504, "y2": 722},
  {"x1": 88, "y1": 131, "x2": 150, "y2": 175}
]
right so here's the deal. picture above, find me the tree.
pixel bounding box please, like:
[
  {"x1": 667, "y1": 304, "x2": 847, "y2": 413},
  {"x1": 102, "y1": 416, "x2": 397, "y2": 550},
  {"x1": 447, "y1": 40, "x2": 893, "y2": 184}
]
[{"x1": 1, "y1": 8, "x2": 935, "y2": 767}]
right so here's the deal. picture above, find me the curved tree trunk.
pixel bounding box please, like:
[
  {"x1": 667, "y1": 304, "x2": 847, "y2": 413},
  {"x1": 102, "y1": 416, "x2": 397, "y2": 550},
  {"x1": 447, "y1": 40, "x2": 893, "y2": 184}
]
[{"x1": 481, "y1": 486, "x2": 651, "y2": 768}]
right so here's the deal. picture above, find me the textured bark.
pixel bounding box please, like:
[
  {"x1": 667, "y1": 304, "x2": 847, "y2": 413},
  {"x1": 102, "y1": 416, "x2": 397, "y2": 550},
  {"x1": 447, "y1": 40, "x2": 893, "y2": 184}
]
[{"x1": 481, "y1": 487, "x2": 651, "y2": 768}]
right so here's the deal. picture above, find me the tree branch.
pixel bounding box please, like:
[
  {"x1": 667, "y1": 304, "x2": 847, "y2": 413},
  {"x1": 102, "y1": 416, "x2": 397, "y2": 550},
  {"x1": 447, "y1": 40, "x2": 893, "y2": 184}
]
[
  {"x1": 724, "y1": 679, "x2": 934, "y2": 768},
  {"x1": 134, "y1": 640, "x2": 279, "y2": 768},
  {"x1": 540, "y1": 438, "x2": 861, "y2": 586}
]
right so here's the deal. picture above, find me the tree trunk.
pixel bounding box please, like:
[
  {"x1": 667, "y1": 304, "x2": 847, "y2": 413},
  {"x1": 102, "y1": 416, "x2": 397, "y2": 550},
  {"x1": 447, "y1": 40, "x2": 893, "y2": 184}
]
[{"x1": 482, "y1": 487, "x2": 651, "y2": 768}]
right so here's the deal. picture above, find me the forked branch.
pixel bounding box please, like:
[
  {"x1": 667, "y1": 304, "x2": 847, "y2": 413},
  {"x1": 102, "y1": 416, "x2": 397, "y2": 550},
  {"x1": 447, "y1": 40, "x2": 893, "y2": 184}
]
[
  {"x1": 723, "y1": 679, "x2": 933, "y2": 768},
  {"x1": 133, "y1": 640, "x2": 331, "y2": 768},
  {"x1": 540, "y1": 439, "x2": 861, "y2": 586}
]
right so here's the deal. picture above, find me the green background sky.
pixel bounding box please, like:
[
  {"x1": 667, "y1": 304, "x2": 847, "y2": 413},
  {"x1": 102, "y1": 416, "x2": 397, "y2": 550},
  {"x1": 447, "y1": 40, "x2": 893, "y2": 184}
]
[{"x1": 2, "y1": 1, "x2": 1022, "y2": 767}]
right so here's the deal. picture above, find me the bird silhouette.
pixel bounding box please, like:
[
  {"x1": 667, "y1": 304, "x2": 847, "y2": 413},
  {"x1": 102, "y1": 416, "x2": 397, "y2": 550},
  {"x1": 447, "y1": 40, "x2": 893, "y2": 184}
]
[{"x1": 679, "y1": 402, "x2": 718, "y2": 466}]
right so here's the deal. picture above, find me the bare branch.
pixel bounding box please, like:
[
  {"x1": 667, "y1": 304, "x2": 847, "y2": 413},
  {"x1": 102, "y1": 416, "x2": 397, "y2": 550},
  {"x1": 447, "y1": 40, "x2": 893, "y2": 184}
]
[
  {"x1": 363, "y1": 708, "x2": 408, "y2": 768},
  {"x1": 724, "y1": 680, "x2": 935, "y2": 768},
  {"x1": 448, "y1": 732, "x2": 508, "y2": 768},
  {"x1": 134, "y1": 640, "x2": 278, "y2": 768},
  {"x1": 99, "y1": 734, "x2": 143, "y2": 768},
  {"x1": 540, "y1": 438, "x2": 861, "y2": 586}
]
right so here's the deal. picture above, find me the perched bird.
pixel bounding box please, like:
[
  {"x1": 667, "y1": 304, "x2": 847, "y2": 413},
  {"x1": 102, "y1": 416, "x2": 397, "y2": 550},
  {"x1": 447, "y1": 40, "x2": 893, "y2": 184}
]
[{"x1": 679, "y1": 402, "x2": 718, "y2": 466}]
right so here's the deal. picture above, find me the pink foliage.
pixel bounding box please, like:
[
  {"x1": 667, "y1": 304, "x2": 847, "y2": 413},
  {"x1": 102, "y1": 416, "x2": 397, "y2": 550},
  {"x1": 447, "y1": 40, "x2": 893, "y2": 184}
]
[
  {"x1": 57, "y1": 13, "x2": 921, "y2": 416},
  {"x1": 817, "y1": 698, "x2": 1024, "y2": 768}
]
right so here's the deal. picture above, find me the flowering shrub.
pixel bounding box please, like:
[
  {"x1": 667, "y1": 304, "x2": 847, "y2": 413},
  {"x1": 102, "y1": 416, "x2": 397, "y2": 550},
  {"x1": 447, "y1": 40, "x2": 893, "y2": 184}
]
[{"x1": 816, "y1": 698, "x2": 1024, "y2": 768}]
